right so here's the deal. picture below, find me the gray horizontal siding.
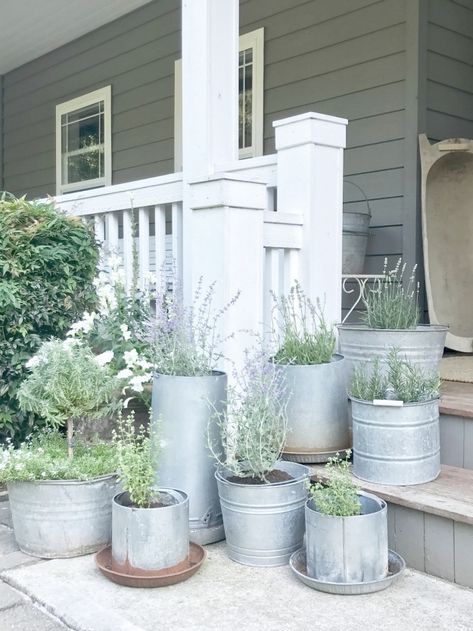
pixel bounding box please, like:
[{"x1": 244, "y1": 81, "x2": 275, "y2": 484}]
[{"x1": 3, "y1": 0, "x2": 180, "y2": 197}]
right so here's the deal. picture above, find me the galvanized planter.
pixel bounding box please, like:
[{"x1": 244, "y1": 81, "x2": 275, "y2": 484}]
[
  {"x1": 151, "y1": 371, "x2": 226, "y2": 545},
  {"x1": 305, "y1": 491, "x2": 388, "y2": 584},
  {"x1": 112, "y1": 488, "x2": 189, "y2": 572},
  {"x1": 338, "y1": 324, "x2": 447, "y2": 382},
  {"x1": 342, "y1": 210, "x2": 370, "y2": 275},
  {"x1": 8, "y1": 474, "x2": 118, "y2": 558},
  {"x1": 215, "y1": 460, "x2": 309, "y2": 567},
  {"x1": 350, "y1": 397, "x2": 440, "y2": 485},
  {"x1": 276, "y1": 355, "x2": 350, "y2": 463}
]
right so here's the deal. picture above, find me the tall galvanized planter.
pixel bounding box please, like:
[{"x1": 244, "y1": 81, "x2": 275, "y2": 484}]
[
  {"x1": 276, "y1": 355, "x2": 350, "y2": 463},
  {"x1": 338, "y1": 324, "x2": 447, "y2": 382},
  {"x1": 306, "y1": 491, "x2": 388, "y2": 583},
  {"x1": 8, "y1": 474, "x2": 118, "y2": 558},
  {"x1": 215, "y1": 461, "x2": 309, "y2": 567},
  {"x1": 112, "y1": 488, "x2": 189, "y2": 572},
  {"x1": 151, "y1": 372, "x2": 226, "y2": 545},
  {"x1": 350, "y1": 397, "x2": 440, "y2": 485}
]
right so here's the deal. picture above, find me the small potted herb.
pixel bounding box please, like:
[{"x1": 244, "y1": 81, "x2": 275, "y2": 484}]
[
  {"x1": 306, "y1": 452, "x2": 388, "y2": 583},
  {"x1": 272, "y1": 282, "x2": 349, "y2": 462},
  {"x1": 211, "y1": 349, "x2": 309, "y2": 567},
  {"x1": 338, "y1": 258, "x2": 447, "y2": 380},
  {"x1": 3, "y1": 339, "x2": 121, "y2": 558},
  {"x1": 110, "y1": 413, "x2": 190, "y2": 577},
  {"x1": 349, "y1": 349, "x2": 441, "y2": 485}
]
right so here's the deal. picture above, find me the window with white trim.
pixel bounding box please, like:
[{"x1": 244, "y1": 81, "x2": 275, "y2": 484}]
[
  {"x1": 56, "y1": 86, "x2": 112, "y2": 194},
  {"x1": 174, "y1": 27, "x2": 264, "y2": 169}
]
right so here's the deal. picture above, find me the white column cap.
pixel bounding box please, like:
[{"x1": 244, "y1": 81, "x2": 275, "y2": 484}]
[{"x1": 274, "y1": 112, "x2": 348, "y2": 150}]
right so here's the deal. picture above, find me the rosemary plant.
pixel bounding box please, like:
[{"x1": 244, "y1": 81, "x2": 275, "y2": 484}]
[
  {"x1": 309, "y1": 451, "x2": 361, "y2": 517},
  {"x1": 362, "y1": 258, "x2": 420, "y2": 329},
  {"x1": 272, "y1": 281, "x2": 335, "y2": 365},
  {"x1": 349, "y1": 349, "x2": 441, "y2": 403}
]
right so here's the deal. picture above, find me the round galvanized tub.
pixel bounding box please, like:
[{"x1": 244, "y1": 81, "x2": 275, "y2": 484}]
[
  {"x1": 305, "y1": 491, "x2": 388, "y2": 583},
  {"x1": 152, "y1": 372, "x2": 227, "y2": 545},
  {"x1": 215, "y1": 461, "x2": 309, "y2": 567},
  {"x1": 351, "y1": 397, "x2": 440, "y2": 485},
  {"x1": 276, "y1": 355, "x2": 350, "y2": 463},
  {"x1": 8, "y1": 474, "x2": 118, "y2": 558},
  {"x1": 112, "y1": 488, "x2": 189, "y2": 572},
  {"x1": 338, "y1": 324, "x2": 447, "y2": 382},
  {"x1": 342, "y1": 211, "x2": 370, "y2": 275}
]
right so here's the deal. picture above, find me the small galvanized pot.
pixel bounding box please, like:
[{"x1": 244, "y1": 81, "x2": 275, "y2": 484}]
[
  {"x1": 306, "y1": 491, "x2": 388, "y2": 583},
  {"x1": 112, "y1": 488, "x2": 189, "y2": 573},
  {"x1": 8, "y1": 474, "x2": 118, "y2": 558},
  {"x1": 351, "y1": 397, "x2": 440, "y2": 485},
  {"x1": 337, "y1": 324, "x2": 447, "y2": 382},
  {"x1": 215, "y1": 461, "x2": 309, "y2": 567},
  {"x1": 275, "y1": 355, "x2": 350, "y2": 463},
  {"x1": 152, "y1": 371, "x2": 226, "y2": 545}
]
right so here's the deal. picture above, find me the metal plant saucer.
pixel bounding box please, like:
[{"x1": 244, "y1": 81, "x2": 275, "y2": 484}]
[
  {"x1": 95, "y1": 542, "x2": 206, "y2": 588},
  {"x1": 289, "y1": 548, "x2": 405, "y2": 595},
  {"x1": 282, "y1": 447, "x2": 351, "y2": 464}
]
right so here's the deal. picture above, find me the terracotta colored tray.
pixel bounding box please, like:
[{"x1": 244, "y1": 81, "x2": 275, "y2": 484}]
[{"x1": 95, "y1": 542, "x2": 206, "y2": 588}]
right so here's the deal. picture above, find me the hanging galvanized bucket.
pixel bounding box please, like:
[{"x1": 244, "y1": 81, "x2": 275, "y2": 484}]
[
  {"x1": 112, "y1": 488, "x2": 189, "y2": 572},
  {"x1": 305, "y1": 491, "x2": 388, "y2": 583},
  {"x1": 151, "y1": 372, "x2": 226, "y2": 545},
  {"x1": 8, "y1": 474, "x2": 118, "y2": 558},
  {"x1": 215, "y1": 460, "x2": 309, "y2": 567},
  {"x1": 342, "y1": 211, "x2": 370, "y2": 275},
  {"x1": 276, "y1": 355, "x2": 350, "y2": 463},
  {"x1": 351, "y1": 397, "x2": 440, "y2": 485},
  {"x1": 338, "y1": 324, "x2": 447, "y2": 382}
]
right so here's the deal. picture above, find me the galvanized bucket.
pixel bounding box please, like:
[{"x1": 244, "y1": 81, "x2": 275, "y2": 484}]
[
  {"x1": 342, "y1": 211, "x2": 370, "y2": 275},
  {"x1": 112, "y1": 488, "x2": 189, "y2": 572},
  {"x1": 215, "y1": 461, "x2": 309, "y2": 567},
  {"x1": 8, "y1": 475, "x2": 118, "y2": 558},
  {"x1": 276, "y1": 355, "x2": 350, "y2": 463},
  {"x1": 151, "y1": 372, "x2": 226, "y2": 545},
  {"x1": 338, "y1": 324, "x2": 447, "y2": 382},
  {"x1": 351, "y1": 397, "x2": 440, "y2": 485},
  {"x1": 305, "y1": 491, "x2": 388, "y2": 583}
]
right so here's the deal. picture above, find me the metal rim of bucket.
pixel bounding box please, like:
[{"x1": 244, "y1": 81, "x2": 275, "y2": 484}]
[
  {"x1": 349, "y1": 395, "x2": 440, "y2": 408},
  {"x1": 306, "y1": 490, "x2": 386, "y2": 520},
  {"x1": 337, "y1": 323, "x2": 448, "y2": 333},
  {"x1": 11, "y1": 473, "x2": 118, "y2": 486},
  {"x1": 112, "y1": 488, "x2": 188, "y2": 511},
  {"x1": 215, "y1": 461, "x2": 309, "y2": 488}
]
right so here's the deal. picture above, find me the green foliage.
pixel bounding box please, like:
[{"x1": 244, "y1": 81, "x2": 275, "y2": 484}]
[
  {"x1": 17, "y1": 339, "x2": 122, "y2": 430},
  {"x1": 272, "y1": 282, "x2": 335, "y2": 365},
  {"x1": 349, "y1": 349, "x2": 441, "y2": 403},
  {"x1": 0, "y1": 432, "x2": 117, "y2": 483},
  {"x1": 362, "y1": 258, "x2": 419, "y2": 329},
  {"x1": 113, "y1": 411, "x2": 159, "y2": 508},
  {"x1": 0, "y1": 193, "x2": 99, "y2": 441},
  {"x1": 309, "y1": 451, "x2": 361, "y2": 517}
]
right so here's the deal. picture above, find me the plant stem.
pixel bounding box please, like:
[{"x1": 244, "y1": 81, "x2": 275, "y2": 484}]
[{"x1": 67, "y1": 418, "x2": 74, "y2": 460}]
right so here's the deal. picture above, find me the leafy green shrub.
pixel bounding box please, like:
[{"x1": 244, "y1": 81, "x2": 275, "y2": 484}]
[
  {"x1": 0, "y1": 194, "x2": 99, "y2": 441},
  {"x1": 309, "y1": 451, "x2": 361, "y2": 517}
]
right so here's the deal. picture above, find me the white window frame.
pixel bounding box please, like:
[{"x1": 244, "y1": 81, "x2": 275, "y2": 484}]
[
  {"x1": 55, "y1": 86, "x2": 112, "y2": 195},
  {"x1": 174, "y1": 27, "x2": 264, "y2": 170}
]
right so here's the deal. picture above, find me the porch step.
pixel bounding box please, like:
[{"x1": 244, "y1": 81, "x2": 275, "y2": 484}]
[
  {"x1": 309, "y1": 464, "x2": 473, "y2": 589},
  {"x1": 440, "y1": 381, "x2": 473, "y2": 470}
]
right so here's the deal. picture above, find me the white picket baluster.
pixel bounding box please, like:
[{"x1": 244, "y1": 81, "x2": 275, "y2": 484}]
[
  {"x1": 138, "y1": 207, "x2": 150, "y2": 290},
  {"x1": 154, "y1": 204, "x2": 167, "y2": 287},
  {"x1": 171, "y1": 202, "x2": 183, "y2": 284},
  {"x1": 122, "y1": 209, "x2": 134, "y2": 290}
]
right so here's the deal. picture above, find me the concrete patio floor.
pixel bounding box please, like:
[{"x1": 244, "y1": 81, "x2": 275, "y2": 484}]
[{"x1": 1, "y1": 498, "x2": 473, "y2": 631}]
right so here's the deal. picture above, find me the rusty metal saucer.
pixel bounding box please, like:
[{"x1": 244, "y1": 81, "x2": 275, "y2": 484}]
[{"x1": 95, "y1": 542, "x2": 206, "y2": 588}]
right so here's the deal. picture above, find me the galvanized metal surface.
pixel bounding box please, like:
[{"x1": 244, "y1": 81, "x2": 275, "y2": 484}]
[
  {"x1": 215, "y1": 461, "x2": 309, "y2": 567},
  {"x1": 277, "y1": 356, "x2": 350, "y2": 463},
  {"x1": 290, "y1": 548, "x2": 405, "y2": 595},
  {"x1": 338, "y1": 324, "x2": 448, "y2": 382},
  {"x1": 351, "y1": 398, "x2": 441, "y2": 485},
  {"x1": 305, "y1": 491, "x2": 388, "y2": 583},
  {"x1": 112, "y1": 488, "x2": 189, "y2": 572},
  {"x1": 7, "y1": 475, "x2": 118, "y2": 558},
  {"x1": 342, "y1": 210, "x2": 370, "y2": 275},
  {"x1": 152, "y1": 372, "x2": 227, "y2": 545}
]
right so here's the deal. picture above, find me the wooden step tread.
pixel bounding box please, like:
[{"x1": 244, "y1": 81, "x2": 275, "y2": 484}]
[
  {"x1": 440, "y1": 381, "x2": 473, "y2": 419},
  {"x1": 309, "y1": 464, "x2": 473, "y2": 527}
]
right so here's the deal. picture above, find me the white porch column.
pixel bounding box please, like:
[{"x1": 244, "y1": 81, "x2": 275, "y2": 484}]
[
  {"x1": 189, "y1": 176, "x2": 267, "y2": 369},
  {"x1": 274, "y1": 112, "x2": 348, "y2": 326}
]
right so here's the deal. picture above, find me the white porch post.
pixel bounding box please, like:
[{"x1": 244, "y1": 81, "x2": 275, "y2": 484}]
[{"x1": 274, "y1": 113, "x2": 348, "y2": 326}]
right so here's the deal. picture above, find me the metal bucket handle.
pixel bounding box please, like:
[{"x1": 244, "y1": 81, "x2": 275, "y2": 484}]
[{"x1": 343, "y1": 179, "x2": 372, "y2": 230}]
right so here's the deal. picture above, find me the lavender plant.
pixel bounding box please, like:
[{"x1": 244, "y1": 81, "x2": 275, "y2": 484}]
[
  {"x1": 362, "y1": 258, "x2": 420, "y2": 329},
  {"x1": 349, "y1": 348, "x2": 440, "y2": 403},
  {"x1": 309, "y1": 451, "x2": 361, "y2": 517},
  {"x1": 209, "y1": 348, "x2": 288, "y2": 482},
  {"x1": 271, "y1": 281, "x2": 335, "y2": 365},
  {"x1": 151, "y1": 277, "x2": 239, "y2": 376}
]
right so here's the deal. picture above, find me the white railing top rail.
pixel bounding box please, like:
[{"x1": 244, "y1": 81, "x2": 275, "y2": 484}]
[{"x1": 215, "y1": 153, "x2": 277, "y2": 186}]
